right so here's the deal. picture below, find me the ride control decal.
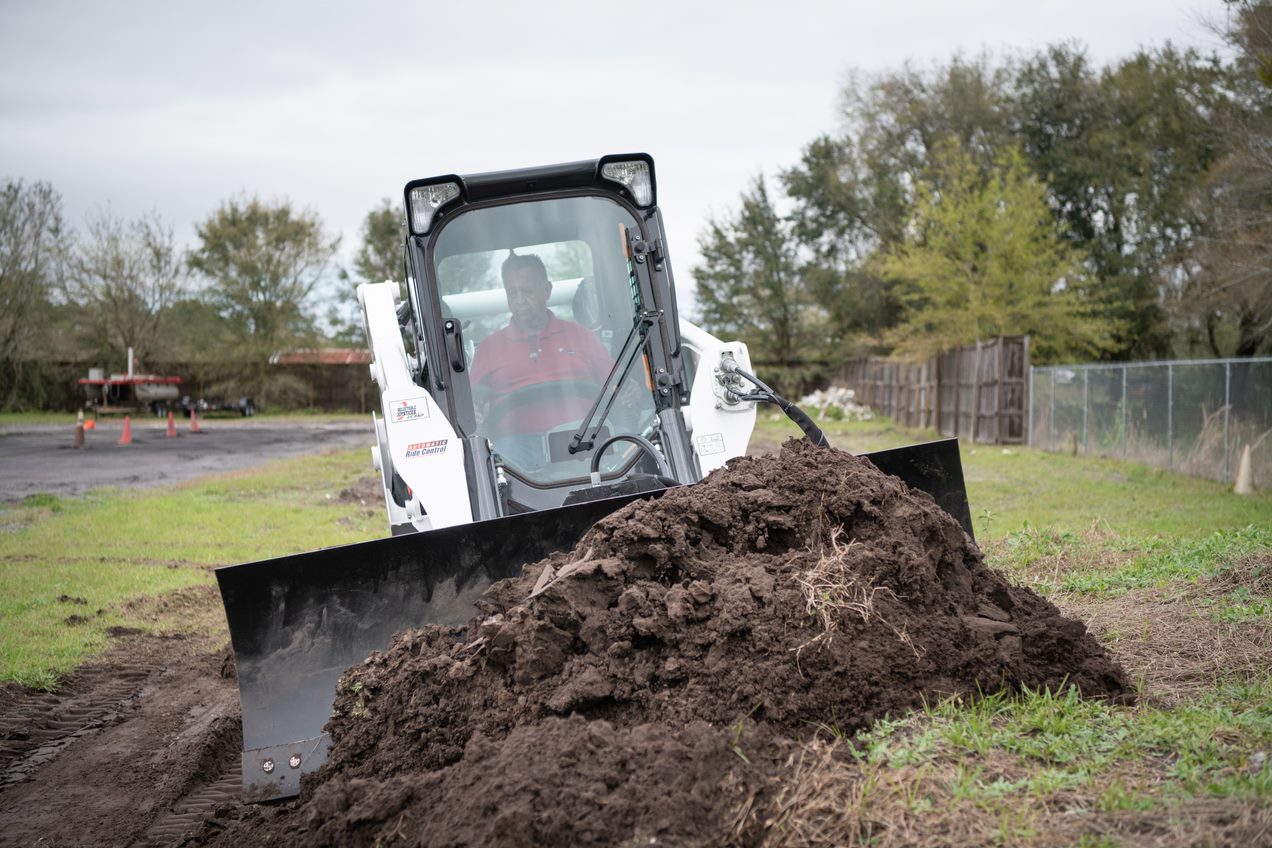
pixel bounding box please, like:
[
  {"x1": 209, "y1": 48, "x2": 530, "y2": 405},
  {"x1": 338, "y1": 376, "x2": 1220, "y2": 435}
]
[
  {"x1": 695, "y1": 433, "x2": 726, "y2": 456},
  {"x1": 392, "y1": 397, "x2": 431, "y2": 424},
  {"x1": 405, "y1": 439, "x2": 448, "y2": 458}
]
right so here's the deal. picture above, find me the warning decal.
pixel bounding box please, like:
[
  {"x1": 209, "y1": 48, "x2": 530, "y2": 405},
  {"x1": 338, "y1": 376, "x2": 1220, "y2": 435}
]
[{"x1": 695, "y1": 433, "x2": 726, "y2": 456}]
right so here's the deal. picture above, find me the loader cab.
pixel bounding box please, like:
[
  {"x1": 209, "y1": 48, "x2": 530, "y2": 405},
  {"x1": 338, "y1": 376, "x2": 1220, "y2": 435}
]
[{"x1": 403, "y1": 154, "x2": 695, "y2": 517}]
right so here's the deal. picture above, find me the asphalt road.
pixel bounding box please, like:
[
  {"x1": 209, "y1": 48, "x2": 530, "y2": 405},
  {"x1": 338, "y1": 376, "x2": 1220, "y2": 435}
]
[{"x1": 0, "y1": 419, "x2": 376, "y2": 502}]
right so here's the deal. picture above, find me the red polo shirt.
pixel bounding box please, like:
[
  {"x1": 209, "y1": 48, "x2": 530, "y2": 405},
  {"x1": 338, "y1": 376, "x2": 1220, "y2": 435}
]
[{"x1": 471, "y1": 311, "x2": 613, "y2": 434}]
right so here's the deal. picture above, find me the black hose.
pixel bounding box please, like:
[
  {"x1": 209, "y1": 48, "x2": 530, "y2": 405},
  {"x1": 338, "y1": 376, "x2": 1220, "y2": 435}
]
[
  {"x1": 725, "y1": 363, "x2": 829, "y2": 448},
  {"x1": 590, "y1": 433, "x2": 676, "y2": 479}
]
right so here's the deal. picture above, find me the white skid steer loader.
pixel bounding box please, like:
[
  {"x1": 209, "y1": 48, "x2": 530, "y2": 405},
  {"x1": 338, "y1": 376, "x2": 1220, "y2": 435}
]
[{"x1": 216, "y1": 154, "x2": 972, "y2": 801}]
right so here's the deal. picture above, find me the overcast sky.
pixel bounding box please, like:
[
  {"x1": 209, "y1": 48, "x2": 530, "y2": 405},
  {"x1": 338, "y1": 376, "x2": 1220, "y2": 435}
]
[{"x1": 0, "y1": 0, "x2": 1224, "y2": 319}]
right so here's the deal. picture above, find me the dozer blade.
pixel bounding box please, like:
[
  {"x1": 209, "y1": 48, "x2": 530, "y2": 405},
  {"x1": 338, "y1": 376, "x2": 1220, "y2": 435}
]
[
  {"x1": 862, "y1": 437, "x2": 974, "y2": 540},
  {"x1": 217, "y1": 438, "x2": 971, "y2": 802},
  {"x1": 216, "y1": 491, "x2": 657, "y2": 802}
]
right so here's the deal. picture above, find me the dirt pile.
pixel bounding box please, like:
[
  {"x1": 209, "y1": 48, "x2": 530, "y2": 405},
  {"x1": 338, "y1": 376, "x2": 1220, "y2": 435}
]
[{"x1": 196, "y1": 440, "x2": 1130, "y2": 847}]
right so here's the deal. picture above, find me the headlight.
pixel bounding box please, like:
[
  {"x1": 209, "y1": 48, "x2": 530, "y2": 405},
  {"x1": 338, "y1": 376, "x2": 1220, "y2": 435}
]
[
  {"x1": 600, "y1": 160, "x2": 654, "y2": 207},
  {"x1": 407, "y1": 182, "x2": 461, "y2": 235}
]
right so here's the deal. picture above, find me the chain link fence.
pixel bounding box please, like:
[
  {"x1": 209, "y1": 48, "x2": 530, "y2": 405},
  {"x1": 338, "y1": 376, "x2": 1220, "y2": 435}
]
[{"x1": 1029, "y1": 357, "x2": 1272, "y2": 489}]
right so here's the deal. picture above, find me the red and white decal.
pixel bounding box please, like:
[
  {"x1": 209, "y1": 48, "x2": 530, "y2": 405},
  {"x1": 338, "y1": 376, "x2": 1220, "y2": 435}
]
[
  {"x1": 405, "y1": 438, "x2": 448, "y2": 458},
  {"x1": 393, "y1": 397, "x2": 431, "y2": 424}
]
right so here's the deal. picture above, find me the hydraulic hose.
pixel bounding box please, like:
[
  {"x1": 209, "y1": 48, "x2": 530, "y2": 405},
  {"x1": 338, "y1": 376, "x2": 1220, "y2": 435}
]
[
  {"x1": 589, "y1": 433, "x2": 677, "y2": 486},
  {"x1": 720, "y1": 361, "x2": 830, "y2": 448}
]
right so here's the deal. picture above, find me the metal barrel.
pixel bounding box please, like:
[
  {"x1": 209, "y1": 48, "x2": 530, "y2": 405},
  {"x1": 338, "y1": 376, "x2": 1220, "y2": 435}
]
[{"x1": 217, "y1": 439, "x2": 971, "y2": 801}]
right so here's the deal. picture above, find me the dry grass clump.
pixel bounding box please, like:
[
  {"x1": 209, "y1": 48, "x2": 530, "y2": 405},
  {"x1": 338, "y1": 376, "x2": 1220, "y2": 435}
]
[
  {"x1": 985, "y1": 519, "x2": 1138, "y2": 592},
  {"x1": 1065, "y1": 796, "x2": 1272, "y2": 847},
  {"x1": 1207, "y1": 551, "x2": 1272, "y2": 595},
  {"x1": 793, "y1": 527, "x2": 920, "y2": 659},
  {"x1": 756, "y1": 739, "x2": 874, "y2": 848},
  {"x1": 1056, "y1": 553, "x2": 1272, "y2": 702}
]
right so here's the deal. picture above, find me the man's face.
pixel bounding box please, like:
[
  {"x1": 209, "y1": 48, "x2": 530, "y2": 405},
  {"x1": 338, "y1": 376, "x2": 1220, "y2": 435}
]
[{"x1": 504, "y1": 267, "x2": 551, "y2": 327}]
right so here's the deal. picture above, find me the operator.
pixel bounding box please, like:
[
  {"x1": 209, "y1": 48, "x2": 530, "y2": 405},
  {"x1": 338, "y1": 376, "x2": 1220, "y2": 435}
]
[{"x1": 470, "y1": 251, "x2": 613, "y2": 458}]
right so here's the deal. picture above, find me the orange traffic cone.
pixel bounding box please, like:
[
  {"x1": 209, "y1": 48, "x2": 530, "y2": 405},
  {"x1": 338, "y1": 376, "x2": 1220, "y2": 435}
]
[
  {"x1": 74, "y1": 409, "x2": 85, "y2": 449},
  {"x1": 189, "y1": 408, "x2": 201, "y2": 433},
  {"x1": 165, "y1": 410, "x2": 177, "y2": 437},
  {"x1": 119, "y1": 415, "x2": 133, "y2": 446}
]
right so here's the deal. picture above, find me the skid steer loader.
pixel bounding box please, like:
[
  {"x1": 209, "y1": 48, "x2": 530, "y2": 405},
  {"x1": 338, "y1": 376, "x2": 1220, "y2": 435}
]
[{"x1": 216, "y1": 154, "x2": 972, "y2": 801}]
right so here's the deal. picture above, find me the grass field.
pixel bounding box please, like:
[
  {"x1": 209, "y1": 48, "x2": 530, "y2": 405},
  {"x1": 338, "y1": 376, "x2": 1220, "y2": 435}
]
[
  {"x1": 2, "y1": 414, "x2": 1269, "y2": 844},
  {"x1": 0, "y1": 450, "x2": 382, "y2": 689}
]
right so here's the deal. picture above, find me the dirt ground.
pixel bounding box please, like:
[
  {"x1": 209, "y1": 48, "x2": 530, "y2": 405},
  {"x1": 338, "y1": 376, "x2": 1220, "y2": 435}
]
[
  {"x1": 0, "y1": 440, "x2": 1255, "y2": 847},
  {"x1": 0, "y1": 420, "x2": 374, "y2": 503},
  {"x1": 0, "y1": 586, "x2": 242, "y2": 847}
]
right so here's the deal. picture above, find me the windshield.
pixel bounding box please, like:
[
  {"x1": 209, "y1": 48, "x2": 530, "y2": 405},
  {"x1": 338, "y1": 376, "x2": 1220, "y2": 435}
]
[{"x1": 431, "y1": 195, "x2": 658, "y2": 485}]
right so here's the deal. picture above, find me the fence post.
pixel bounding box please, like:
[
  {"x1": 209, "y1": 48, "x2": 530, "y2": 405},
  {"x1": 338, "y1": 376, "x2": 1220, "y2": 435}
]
[
  {"x1": 996, "y1": 337, "x2": 1005, "y2": 445},
  {"x1": 938, "y1": 354, "x2": 945, "y2": 436},
  {"x1": 1224, "y1": 361, "x2": 1232, "y2": 483},
  {"x1": 1121, "y1": 365, "x2": 1128, "y2": 461},
  {"x1": 971, "y1": 340, "x2": 983, "y2": 444},
  {"x1": 1167, "y1": 363, "x2": 1173, "y2": 472},
  {"x1": 919, "y1": 363, "x2": 927, "y2": 430},
  {"x1": 1049, "y1": 368, "x2": 1056, "y2": 452},
  {"x1": 1082, "y1": 367, "x2": 1088, "y2": 456},
  {"x1": 1027, "y1": 366, "x2": 1034, "y2": 447}
]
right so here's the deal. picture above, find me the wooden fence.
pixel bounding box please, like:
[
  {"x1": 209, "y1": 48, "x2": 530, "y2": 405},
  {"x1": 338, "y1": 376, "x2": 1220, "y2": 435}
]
[{"x1": 833, "y1": 336, "x2": 1030, "y2": 444}]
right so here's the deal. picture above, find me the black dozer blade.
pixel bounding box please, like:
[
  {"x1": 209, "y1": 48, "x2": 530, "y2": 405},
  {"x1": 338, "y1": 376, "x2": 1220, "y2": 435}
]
[{"x1": 217, "y1": 437, "x2": 970, "y2": 801}]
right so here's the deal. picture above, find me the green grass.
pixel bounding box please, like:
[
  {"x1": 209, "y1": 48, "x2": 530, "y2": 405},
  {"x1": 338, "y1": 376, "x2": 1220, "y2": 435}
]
[
  {"x1": 1207, "y1": 587, "x2": 1272, "y2": 624},
  {"x1": 849, "y1": 680, "x2": 1272, "y2": 824},
  {"x1": 1053, "y1": 526, "x2": 1271, "y2": 595},
  {"x1": 0, "y1": 449, "x2": 381, "y2": 688},
  {"x1": 0, "y1": 411, "x2": 85, "y2": 425},
  {"x1": 988, "y1": 524, "x2": 1271, "y2": 597},
  {"x1": 755, "y1": 413, "x2": 1272, "y2": 542}
]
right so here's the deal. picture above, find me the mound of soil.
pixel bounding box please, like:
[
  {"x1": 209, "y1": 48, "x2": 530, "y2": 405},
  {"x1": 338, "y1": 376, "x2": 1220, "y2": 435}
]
[{"x1": 196, "y1": 440, "x2": 1130, "y2": 847}]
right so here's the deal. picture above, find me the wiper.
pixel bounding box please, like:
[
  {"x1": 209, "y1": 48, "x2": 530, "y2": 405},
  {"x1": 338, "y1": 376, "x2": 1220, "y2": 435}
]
[{"x1": 567, "y1": 310, "x2": 658, "y2": 455}]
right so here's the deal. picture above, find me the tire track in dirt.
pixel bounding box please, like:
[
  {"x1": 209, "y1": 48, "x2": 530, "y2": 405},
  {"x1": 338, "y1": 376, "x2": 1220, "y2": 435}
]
[
  {"x1": 132, "y1": 765, "x2": 242, "y2": 847},
  {"x1": 0, "y1": 632, "x2": 243, "y2": 847},
  {"x1": 0, "y1": 665, "x2": 160, "y2": 790}
]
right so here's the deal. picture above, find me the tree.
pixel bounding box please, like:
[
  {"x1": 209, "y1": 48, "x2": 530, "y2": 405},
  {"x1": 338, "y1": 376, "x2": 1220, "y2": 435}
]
[
  {"x1": 780, "y1": 45, "x2": 1234, "y2": 361},
  {"x1": 782, "y1": 136, "x2": 903, "y2": 352},
  {"x1": 1015, "y1": 44, "x2": 1232, "y2": 358},
  {"x1": 64, "y1": 207, "x2": 186, "y2": 367},
  {"x1": 876, "y1": 142, "x2": 1114, "y2": 363},
  {"x1": 188, "y1": 197, "x2": 339, "y2": 406},
  {"x1": 1175, "y1": 1, "x2": 1272, "y2": 357},
  {"x1": 693, "y1": 177, "x2": 828, "y2": 368},
  {"x1": 320, "y1": 199, "x2": 405, "y2": 346},
  {"x1": 0, "y1": 179, "x2": 65, "y2": 410},
  {"x1": 352, "y1": 198, "x2": 403, "y2": 284}
]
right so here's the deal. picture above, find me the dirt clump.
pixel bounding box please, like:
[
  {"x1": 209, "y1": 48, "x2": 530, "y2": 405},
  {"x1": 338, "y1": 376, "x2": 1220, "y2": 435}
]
[{"x1": 194, "y1": 440, "x2": 1130, "y2": 847}]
